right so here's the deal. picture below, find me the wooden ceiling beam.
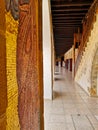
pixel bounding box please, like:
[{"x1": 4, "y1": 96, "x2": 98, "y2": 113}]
[
  {"x1": 54, "y1": 25, "x2": 80, "y2": 27},
  {"x1": 53, "y1": 22, "x2": 82, "y2": 24},
  {"x1": 55, "y1": 36, "x2": 73, "y2": 38},
  {"x1": 55, "y1": 24, "x2": 81, "y2": 26},
  {"x1": 55, "y1": 22, "x2": 81, "y2": 25},
  {"x1": 55, "y1": 35, "x2": 73, "y2": 36},
  {"x1": 51, "y1": 2, "x2": 92, "y2": 7},
  {"x1": 54, "y1": 27, "x2": 77, "y2": 30},
  {"x1": 52, "y1": 13, "x2": 85, "y2": 16},
  {"x1": 54, "y1": 22, "x2": 82, "y2": 25},
  {"x1": 54, "y1": 26, "x2": 81, "y2": 29},
  {"x1": 55, "y1": 44, "x2": 73, "y2": 45},
  {"x1": 55, "y1": 25, "x2": 80, "y2": 29},
  {"x1": 55, "y1": 49, "x2": 72, "y2": 51},
  {"x1": 53, "y1": 21, "x2": 81, "y2": 24},
  {"x1": 55, "y1": 47, "x2": 71, "y2": 49},
  {"x1": 51, "y1": 0, "x2": 93, "y2": 57},
  {"x1": 55, "y1": 43, "x2": 73, "y2": 44},
  {"x1": 55, "y1": 39, "x2": 73, "y2": 40},
  {"x1": 55, "y1": 34, "x2": 73, "y2": 36},
  {"x1": 55, "y1": 47, "x2": 72, "y2": 49},
  {"x1": 55, "y1": 39, "x2": 73, "y2": 41},
  {"x1": 53, "y1": 19, "x2": 82, "y2": 21},
  {"x1": 55, "y1": 41, "x2": 73, "y2": 43},
  {"x1": 55, "y1": 44, "x2": 73, "y2": 46},
  {"x1": 52, "y1": 8, "x2": 88, "y2": 12},
  {"x1": 55, "y1": 48, "x2": 72, "y2": 51},
  {"x1": 53, "y1": 22, "x2": 81, "y2": 24},
  {"x1": 55, "y1": 43, "x2": 73, "y2": 45},
  {"x1": 55, "y1": 42, "x2": 72, "y2": 44},
  {"x1": 52, "y1": 16, "x2": 83, "y2": 19}
]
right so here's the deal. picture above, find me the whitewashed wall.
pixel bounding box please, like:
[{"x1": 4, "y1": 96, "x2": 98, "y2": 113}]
[
  {"x1": 75, "y1": 14, "x2": 98, "y2": 95},
  {"x1": 43, "y1": 0, "x2": 53, "y2": 99}
]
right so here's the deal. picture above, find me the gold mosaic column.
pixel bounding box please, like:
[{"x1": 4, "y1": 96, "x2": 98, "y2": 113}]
[
  {"x1": 6, "y1": 12, "x2": 20, "y2": 130},
  {"x1": 0, "y1": 1, "x2": 7, "y2": 130}
]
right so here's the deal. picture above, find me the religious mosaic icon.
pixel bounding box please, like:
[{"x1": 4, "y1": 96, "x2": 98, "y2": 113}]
[{"x1": 5, "y1": 0, "x2": 30, "y2": 20}]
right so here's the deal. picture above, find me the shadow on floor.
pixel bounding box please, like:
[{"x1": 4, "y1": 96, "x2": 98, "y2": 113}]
[
  {"x1": 53, "y1": 91, "x2": 62, "y2": 99},
  {"x1": 54, "y1": 77, "x2": 65, "y2": 81}
]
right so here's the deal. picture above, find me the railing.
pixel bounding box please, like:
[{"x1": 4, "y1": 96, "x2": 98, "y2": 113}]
[{"x1": 74, "y1": 0, "x2": 98, "y2": 75}]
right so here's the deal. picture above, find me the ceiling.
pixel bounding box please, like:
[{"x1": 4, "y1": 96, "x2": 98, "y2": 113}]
[{"x1": 51, "y1": 0, "x2": 94, "y2": 57}]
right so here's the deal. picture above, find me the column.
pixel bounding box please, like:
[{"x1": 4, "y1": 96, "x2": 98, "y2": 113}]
[
  {"x1": 43, "y1": 0, "x2": 53, "y2": 99},
  {"x1": 17, "y1": 0, "x2": 44, "y2": 129}
]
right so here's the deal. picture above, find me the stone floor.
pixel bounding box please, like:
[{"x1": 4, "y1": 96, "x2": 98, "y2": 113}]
[{"x1": 44, "y1": 67, "x2": 98, "y2": 130}]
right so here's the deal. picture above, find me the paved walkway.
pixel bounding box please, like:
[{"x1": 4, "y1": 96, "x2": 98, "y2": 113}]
[{"x1": 44, "y1": 67, "x2": 98, "y2": 130}]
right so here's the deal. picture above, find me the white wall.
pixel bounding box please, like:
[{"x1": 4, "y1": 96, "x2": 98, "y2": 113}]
[
  {"x1": 75, "y1": 14, "x2": 98, "y2": 95},
  {"x1": 64, "y1": 47, "x2": 73, "y2": 61},
  {"x1": 97, "y1": 73, "x2": 98, "y2": 95},
  {"x1": 43, "y1": 0, "x2": 52, "y2": 99}
]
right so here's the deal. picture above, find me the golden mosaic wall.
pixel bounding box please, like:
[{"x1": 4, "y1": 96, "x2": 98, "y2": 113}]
[
  {"x1": 0, "y1": 0, "x2": 20, "y2": 129},
  {"x1": 0, "y1": 1, "x2": 7, "y2": 130},
  {"x1": 6, "y1": 12, "x2": 20, "y2": 130}
]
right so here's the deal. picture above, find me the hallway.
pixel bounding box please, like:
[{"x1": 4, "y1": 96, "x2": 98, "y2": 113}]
[{"x1": 44, "y1": 67, "x2": 98, "y2": 130}]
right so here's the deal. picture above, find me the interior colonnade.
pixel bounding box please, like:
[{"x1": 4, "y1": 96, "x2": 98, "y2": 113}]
[{"x1": 0, "y1": 0, "x2": 98, "y2": 129}]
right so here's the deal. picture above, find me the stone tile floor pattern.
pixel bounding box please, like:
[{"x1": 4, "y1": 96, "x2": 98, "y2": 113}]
[{"x1": 44, "y1": 67, "x2": 98, "y2": 130}]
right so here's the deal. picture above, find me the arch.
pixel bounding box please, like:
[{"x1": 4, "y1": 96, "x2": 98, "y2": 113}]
[{"x1": 91, "y1": 44, "x2": 98, "y2": 96}]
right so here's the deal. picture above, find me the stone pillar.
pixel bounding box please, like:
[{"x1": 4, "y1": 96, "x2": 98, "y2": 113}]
[
  {"x1": 43, "y1": 0, "x2": 53, "y2": 99},
  {"x1": 17, "y1": 0, "x2": 44, "y2": 130}
]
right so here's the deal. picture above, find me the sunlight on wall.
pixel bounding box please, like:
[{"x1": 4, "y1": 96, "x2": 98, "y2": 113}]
[{"x1": 75, "y1": 14, "x2": 98, "y2": 96}]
